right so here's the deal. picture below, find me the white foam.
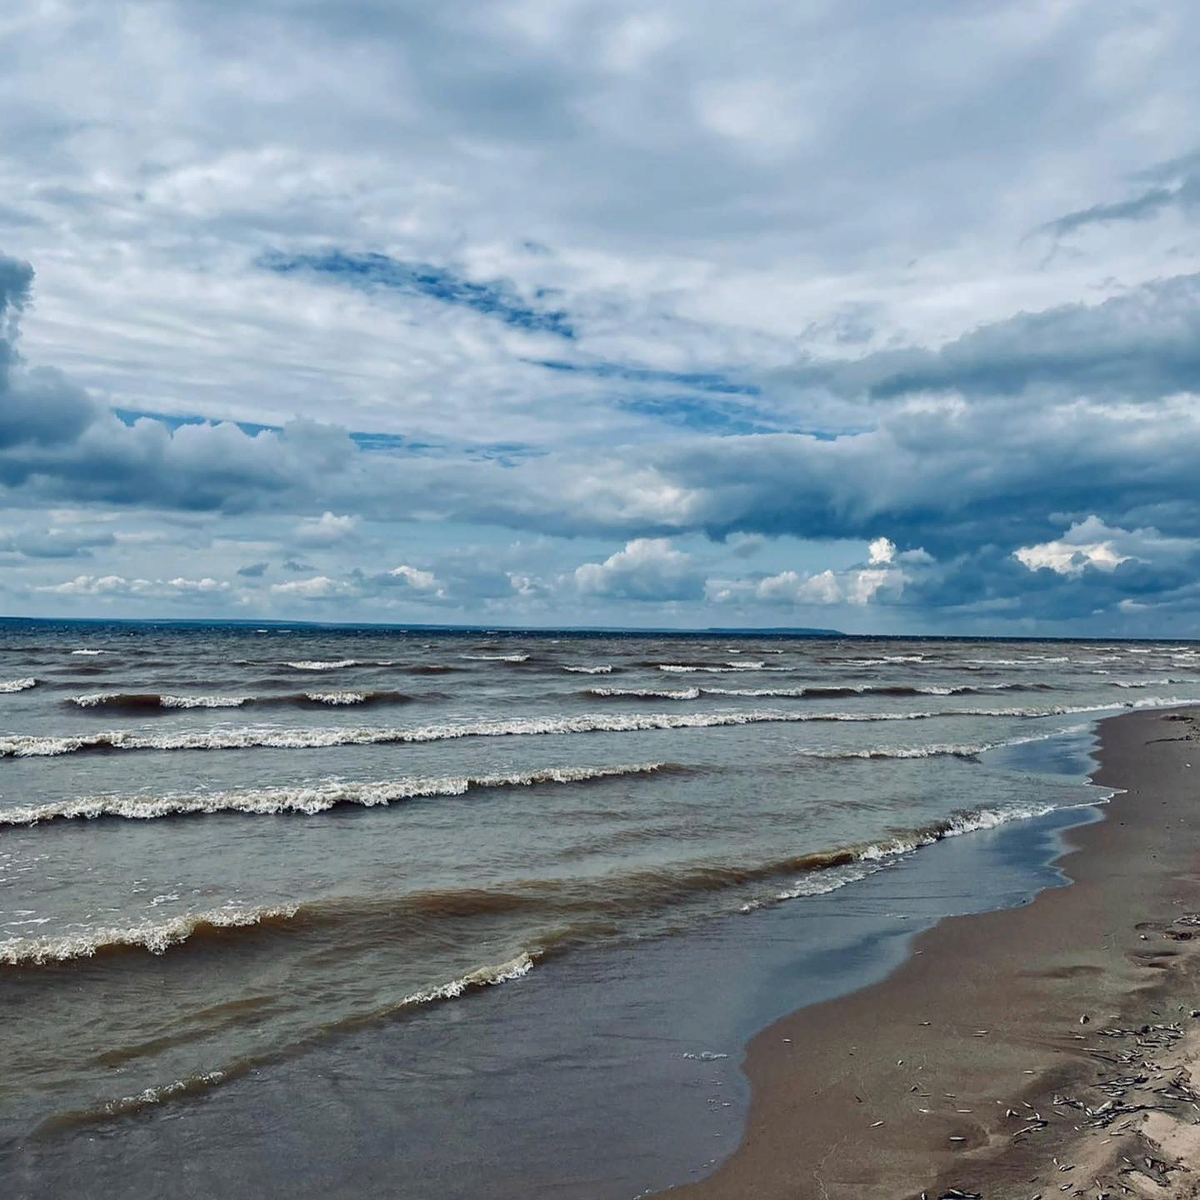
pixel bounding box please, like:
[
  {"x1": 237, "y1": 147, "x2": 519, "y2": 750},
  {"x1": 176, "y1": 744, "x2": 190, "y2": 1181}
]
[
  {"x1": 563, "y1": 665, "x2": 613, "y2": 674},
  {"x1": 400, "y1": 951, "x2": 534, "y2": 1005},
  {"x1": 702, "y1": 686, "x2": 811, "y2": 697},
  {"x1": 658, "y1": 664, "x2": 785, "y2": 673},
  {"x1": 0, "y1": 763, "x2": 667, "y2": 824},
  {"x1": 460, "y1": 653, "x2": 529, "y2": 663},
  {"x1": 589, "y1": 686, "x2": 701, "y2": 700},
  {"x1": 304, "y1": 691, "x2": 368, "y2": 706},
  {"x1": 0, "y1": 678, "x2": 37, "y2": 693},
  {"x1": 285, "y1": 660, "x2": 358, "y2": 671},
  {"x1": 69, "y1": 693, "x2": 250, "y2": 709},
  {"x1": 0, "y1": 700, "x2": 1160, "y2": 760},
  {"x1": 0, "y1": 903, "x2": 299, "y2": 964},
  {"x1": 744, "y1": 801, "x2": 1070, "y2": 912},
  {"x1": 70, "y1": 649, "x2": 106, "y2": 656}
]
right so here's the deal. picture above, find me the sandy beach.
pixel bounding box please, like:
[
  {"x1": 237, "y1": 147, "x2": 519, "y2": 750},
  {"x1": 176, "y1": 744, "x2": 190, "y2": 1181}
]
[{"x1": 678, "y1": 706, "x2": 1200, "y2": 1200}]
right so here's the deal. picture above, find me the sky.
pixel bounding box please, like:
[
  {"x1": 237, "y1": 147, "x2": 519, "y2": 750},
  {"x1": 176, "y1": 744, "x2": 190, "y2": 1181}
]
[{"x1": 3, "y1": 0, "x2": 1200, "y2": 634}]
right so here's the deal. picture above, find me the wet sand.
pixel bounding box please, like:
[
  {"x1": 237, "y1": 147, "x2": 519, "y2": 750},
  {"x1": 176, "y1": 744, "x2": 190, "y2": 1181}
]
[{"x1": 678, "y1": 707, "x2": 1200, "y2": 1200}]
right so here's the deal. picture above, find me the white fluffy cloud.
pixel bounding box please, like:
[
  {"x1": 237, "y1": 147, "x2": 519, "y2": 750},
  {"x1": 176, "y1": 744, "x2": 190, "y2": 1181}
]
[
  {"x1": 269, "y1": 575, "x2": 349, "y2": 598},
  {"x1": 1015, "y1": 522, "x2": 1132, "y2": 577},
  {"x1": 574, "y1": 538, "x2": 702, "y2": 602},
  {"x1": 387, "y1": 564, "x2": 442, "y2": 594},
  {"x1": 36, "y1": 574, "x2": 228, "y2": 597},
  {"x1": 293, "y1": 512, "x2": 358, "y2": 545},
  {"x1": 706, "y1": 546, "x2": 919, "y2": 610}
]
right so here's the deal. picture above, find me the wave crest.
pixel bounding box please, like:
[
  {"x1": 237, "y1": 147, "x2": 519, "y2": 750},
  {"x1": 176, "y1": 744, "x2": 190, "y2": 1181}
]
[{"x1": 0, "y1": 763, "x2": 671, "y2": 825}]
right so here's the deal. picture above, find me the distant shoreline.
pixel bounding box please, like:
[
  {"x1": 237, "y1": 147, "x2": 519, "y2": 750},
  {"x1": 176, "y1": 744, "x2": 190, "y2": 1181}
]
[{"x1": 5, "y1": 615, "x2": 1200, "y2": 643}]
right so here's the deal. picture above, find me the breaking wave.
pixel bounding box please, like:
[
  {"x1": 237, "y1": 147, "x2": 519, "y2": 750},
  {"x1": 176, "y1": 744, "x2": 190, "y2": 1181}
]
[
  {"x1": 65, "y1": 690, "x2": 418, "y2": 714},
  {"x1": 0, "y1": 763, "x2": 672, "y2": 825},
  {"x1": 0, "y1": 700, "x2": 1158, "y2": 759},
  {"x1": 0, "y1": 903, "x2": 300, "y2": 965},
  {"x1": 588, "y1": 686, "x2": 702, "y2": 700},
  {"x1": 0, "y1": 677, "x2": 37, "y2": 693}
]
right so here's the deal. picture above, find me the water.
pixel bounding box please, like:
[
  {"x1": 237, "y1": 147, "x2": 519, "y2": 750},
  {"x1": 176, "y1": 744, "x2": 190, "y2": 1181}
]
[{"x1": 0, "y1": 621, "x2": 1195, "y2": 1196}]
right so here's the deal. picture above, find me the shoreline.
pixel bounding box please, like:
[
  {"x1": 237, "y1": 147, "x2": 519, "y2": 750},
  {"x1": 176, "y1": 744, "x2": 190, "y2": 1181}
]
[{"x1": 674, "y1": 706, "x2": 1200, "y2": 1200}]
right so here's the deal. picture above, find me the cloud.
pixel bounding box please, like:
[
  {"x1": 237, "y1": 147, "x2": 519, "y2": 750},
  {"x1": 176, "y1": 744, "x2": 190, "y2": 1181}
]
[
  {"x1": 269, "y1": 575, "x2": 350, "y2": 598},
  {"x1": 1, "y1": 252, "x2": 99, "y2": 452},
  {"x1": 574, "y1": 538, "x2": 702, "y2": 602},
  {"x1": 1015, "y1": 518, "x2": 1132, "y2": 577},
  {"x1": 0, "y1": 523, "x2": 115, "y2": 559},
  {"x1": 293, "y1": 511, "x2": 358, "y2": 545},
  {"x1": 706, "y1": 540, "x2": 919, "y2": 609},
  {"x1": 1045, "y1": 150, "x2": 1200, "y2": 237},
  {"x1": 386, "y1": 564, "x2": 440, "y2": 591},
  {"x1": 236, "y1": 560, "x2": 269, "y2": 577},
  {"x1": 774, "y1": 272, "x2": 1200, "y2": 405},
  {"x1": 37, "y1": 574, "x2": 229, "y2": 597}
]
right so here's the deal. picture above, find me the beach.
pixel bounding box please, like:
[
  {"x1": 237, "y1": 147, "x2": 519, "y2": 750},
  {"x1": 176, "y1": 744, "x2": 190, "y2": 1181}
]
[{"x1": 680, "y1": 706, "x2": 1200, "y2": 1200}]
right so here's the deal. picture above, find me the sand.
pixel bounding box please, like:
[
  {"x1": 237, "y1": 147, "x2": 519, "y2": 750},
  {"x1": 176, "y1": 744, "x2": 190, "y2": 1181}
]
[{"x1": 675, "y1": 707, "x2": 1200, "y2": 1200}]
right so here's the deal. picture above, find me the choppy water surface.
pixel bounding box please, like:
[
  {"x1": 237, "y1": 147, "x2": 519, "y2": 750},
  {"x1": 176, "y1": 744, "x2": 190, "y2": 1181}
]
[{"x1": 1, "y1": 621, "x2": 1195, "y2": 1195}]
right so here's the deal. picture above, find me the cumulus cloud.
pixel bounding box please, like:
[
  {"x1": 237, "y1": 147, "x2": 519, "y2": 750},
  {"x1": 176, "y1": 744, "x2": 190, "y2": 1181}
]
[
  {"x1": 37, "y1": 574, "x2": 229, "y2": 597},
  {"x1": 292, "y1": 511, "x2": 358, "y2": 545},
  {"x1": 386, "y1": 564, "x2": 440, "y2": 592},
  {"x1": 1015, "y1": 518, "x2": 1133, "y2": 577},
  {"x1": 707, "y1": 538, "x2": 921, "y2": 609},
  {"x1": 574, "y1": 538, "x2": 702, "y2": 602},
  {"x1": 269, "y1": 575, "x2": 350, "y2": 598}
]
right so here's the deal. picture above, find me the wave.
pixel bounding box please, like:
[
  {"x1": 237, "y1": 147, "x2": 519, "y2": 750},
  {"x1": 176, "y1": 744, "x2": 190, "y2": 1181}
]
[
  {"x1": 0, "y1": 701, "x2": 1151, "y2": 759},
  {"x1": 702, "y1": 682, "x2": 1051, "y2": 699},
  {"x1": 796, "y1": 742, "x2": 994, "y2": 761},
  {"x1": 794, "y1": 724, "x2": 1095, "y2": 762},
  {"x1": 839, "y1": 654, "x2": 926, "y2": 665},
  {"x1": 744, "y1": 802, "x2": 1066, "y2": 910},
  {"x1": 70, "y1": 649, "x2": 106, "y2": 656},
  {"x1": 70, "y1": 692, "x2": 250, "y2": 711},
  {"x1": 65, "y1": 690, "x2": 418, "y2": 714},
  {"x1": 459, "y1": 653, "x2": 530, "y2": 663},
  {"x1": 563, "y1": 664, "x2": 613, "y2": 674},
  {"x1": 0, "y1": 763, "x2": 672, "y2": 826},
  {"x1": 588, "y1": 686, "x2": 701, "y2": 701},
  {"x1": 0, "y1": 677, "x2": 37, "y2": 693},
  {"x1": 284, "y1": 660, "x2": 358, "y2": 671},
  {"x1": 3, "y1": 787, "x2": 1101, "y2": 975},
  {"x1": 657, "y1": 663, "x2": 786, "y2": 674},
  {"x1": 0, "y1": 904, "x2": 300, "y2": 965}
]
